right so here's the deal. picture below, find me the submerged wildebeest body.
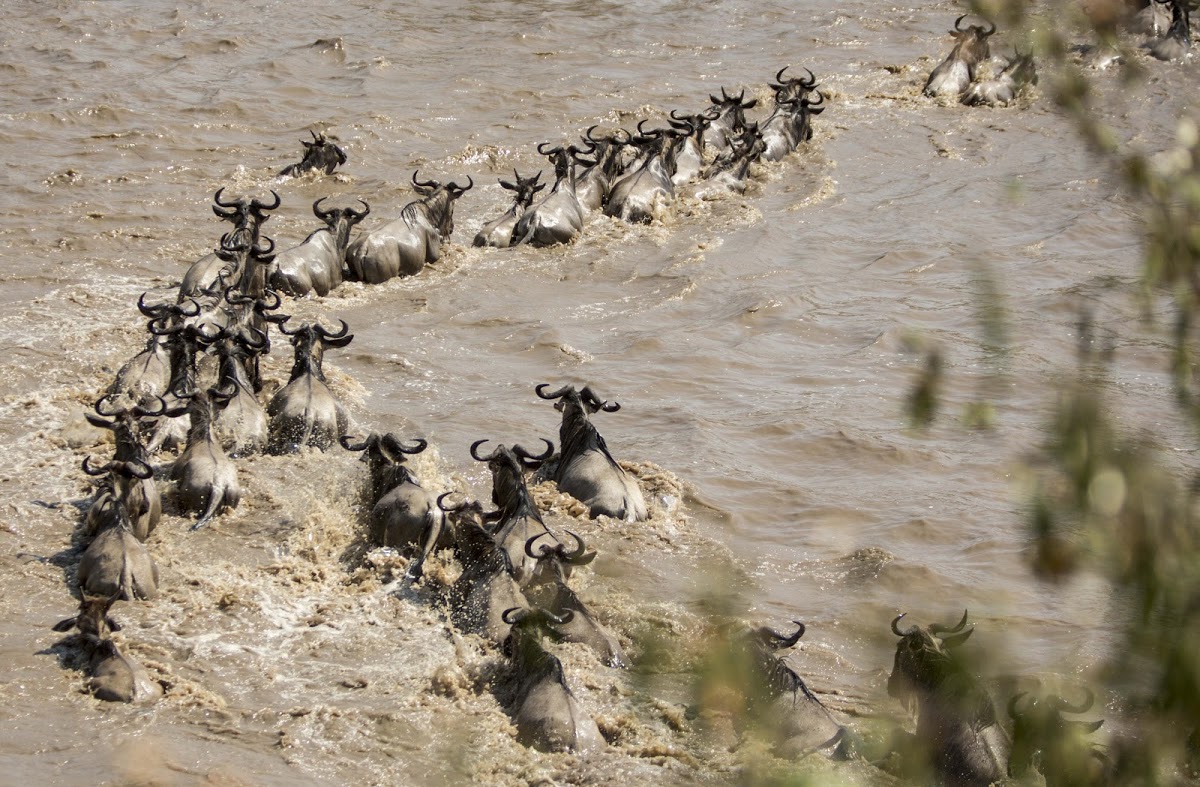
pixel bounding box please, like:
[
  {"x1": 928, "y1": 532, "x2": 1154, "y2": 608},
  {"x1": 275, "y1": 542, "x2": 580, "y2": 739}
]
[
  {"x1": 535, "y1": 384, "x2": 647, "y2": 522},
  {"x1": 106, "y1": 295, "x2": 201, "y2": 409},
  {"x1": 605, "y1": 123, "x2": 681, "y2": 224},
  {"x1": 471, "y1": 439, "x2": 560, "y2": 585},
  {"x1": 665, "y1": 112, "x2": 709, "y2": 187},
  {"x1": 500, "y1": 607, "x2": 606, "y2": 753},
  {"x1": 270, "y1": 198, "x2": 370, "y2": 297},
  {"x1": 52, "y1": 595, "x2": 162, "y2": 704},
  {"x1": 512, "y1": 143, "x2": 587, "y2": 247},
  {"x1": 344, "y1": 171, "x2": 472, "y2": 283},
  {"x1": 1007, "y1": 688, "x2": 1108, "y2": 785},
  {"x1": 760, "y1": 92, "x2": 825, "y2": 163},
  {"x1": 961, "y1": 51, "x2": 1037, "y2": 107},
  {"x1": 341, "y1": 433, "x2": 445, "y2": 577},
  {"x1": 574, "y1": 126, "x2": 632, "y2": 211},
  {"x1": 211, "y1": 330, "x2": 269, "y2": 457},
  {"x1": 524, "y1": 532, "x2": 627, "y2": 668},
  {"x1": 703, "y1": 87, "x2": 758, "y2": 152},
  {"x1": 278, "y1": 130, "x2": 348, "y2": 178},
  {"x1": 736, "y1": 621, "x2": 850, "y2": 758},
  {"x1": 888, "y1": 610, "x2": 1010, "y2": 786},
  {"x1": 923, "y1": 16, "x2": 997, "y2": 99},
  {"x1": 267, "y1": 320, "x2": 354, "y2": 454},
  {"x1": 82, "y1": 456, "x2": 157, "y2": 542},
  {"x1": 473, "y1": 170, "x2": 545, "y2": 248},
  {"x1": 171, "y1": 387, "x2": 240, "y2": 530}
]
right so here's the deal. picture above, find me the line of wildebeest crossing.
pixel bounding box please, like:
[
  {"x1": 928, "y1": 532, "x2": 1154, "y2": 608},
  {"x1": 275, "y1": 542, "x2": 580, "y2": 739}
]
[{"x1": 44, "y1": 9, "x2": 1187, "y2": 782}]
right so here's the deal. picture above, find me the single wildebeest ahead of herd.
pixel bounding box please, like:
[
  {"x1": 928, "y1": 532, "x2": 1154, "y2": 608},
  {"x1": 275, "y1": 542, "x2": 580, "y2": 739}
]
[
  {"x1": 961, "y1": 51, "x2": 1037, "y2": 107},
  {"x1": 270, "y1": 198, "x2": 370, "y2": 297},
  {"x1": 345, "y1": 171, "x2": 472, "y2": 283},
  {"x1": 760, "y1": 91, "x2": 825, "y2": 163},
  {"x1": 470, "y1": 439, "x2": 560, "y2": 585},
  {"x1": 171, "y1": 386, "x2": 240, "y2": 530},
  {"x1": 524, "y1": 532, "x2": 627, "y2": 668},
  {"x1": 1007, "y1": 687, "x2": 1108, "y2": 785},
  {"x1": 53, "y1": 594, "x2": 163, "y2": 704},
  {"x1": 278, "y1": 130, "x2": 348, "y2": 178},
  {"x1": 535, "y1": 384, "x2": 647, "y2": 521},
  {"x1": 267, "y1": 319, "x2": 354, "y2": 454},
  {"x1": 888, "y1": 610, "x2": 1010, "y2": 786},
  {"x1": 512, "y1": 142, "x2": 588, "y2": 247},
  {"x1": 923, "y1": 16, "x2": 997, "y2": 99},
  {"x1": 499, "y1": 607, "x2": 607, "y2": 753},
  {"x1": 180, "y1": 189, "x2": 280, "y2": 298},
  {"x1": 473, "y1": 170, "x2": 545, "y2": 248},
  {"x1": 769, "y1": 66, "x2": 820, "y2": 104},
  {"x1": 733, "y1": 621, "x2": 852, "y2": 758},
  {"x1": 340, "y1": 432, "x2": 445, "y2": 579},
  {"x1": 1147, "y1": 0, "x2": 1192, "y2": 61}
]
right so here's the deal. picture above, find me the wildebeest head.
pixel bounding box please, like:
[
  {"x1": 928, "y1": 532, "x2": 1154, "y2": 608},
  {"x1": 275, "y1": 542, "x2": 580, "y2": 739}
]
[
  {"x1": 525, "y1": 530, "x2": 596, "y2": 583},
  {"x1": 277, "y1": 318, "x2": 353, "y2": 381},
  {"x1": 1008, "y1": 688, "x2": 1105, "y2": 781},
  {"x1": 211, "y1": 188, "x2": 280, "y2": 250},
  {"x1": 946, "y1": 14, "x2": 996, "y2": 64},
  {"x1": 887, "y1": 610, "x2": 976, "y2": 710},
  {"x1": 52, "y1": 592, "x2": 122, "y2": 644},
  {"x1": 470, "y1": 439, "x2": 553, "y2": 515},
  {"x1": 340, "y1": 432, "x2": 428, "y2": 500},
  {"x1": 86, "y1": 395, "x2": 178, "y2": 462},
  {"x1": 707, "y1": 86, "x2": 759, "y2": 129},
  {"x1": 313, "y1": 196, "x2": 370, "y2": 245},
  {"x1": 410, "y1": 170, "x2": 473, "y2": 239},
  {"x1": 769, "y1": 66, "x2": 820, "y2": 104},
  {"x1": 582, "y1": 125, "x2": 633, "y2": 178},
  {"x1": 498, "y1": 169, "x2": 546, "y2": 210},
  {"x1": 501, "y1": 606, "x2": 574, "y2": 660},
  {"x1": 536, "y1": 383, "x2": 620, "y2": 417},
  {"x1": 279, "y1": 130, "x2": 349, "y2": 177}
]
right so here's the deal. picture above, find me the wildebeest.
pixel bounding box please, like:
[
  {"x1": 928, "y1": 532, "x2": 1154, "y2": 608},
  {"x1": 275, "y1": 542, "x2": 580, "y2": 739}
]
[
  {"x1": 52, "y1": 594, "x2": 162, "y2": 704},
  {"x1": 84, "y1": 397, "x2": 164, "y2": 538},
  {"x1": 473, "y1": 170, "x2": 545, "y2": 248},
  {"x1": 574, "y1": 126, "x2": 632, "y2": 211},
  {"x1": 470, "y1": 439, "x2": 559, "y2": 585},
  {"x1": 106, "y1": 295, "x2": 200, "y2": 408},
  {"x1": 446, "y1": 511, "x2": 529, "y2": 644},
  {"x1": 171, "y1": 387, "x2": 240, "y2": 530},
  {"x1": 535, "y1": 384, "x2": 647, "y2": 522},
  {"x1": 278, "y1": 130, "x2": 348, "y2": 178},
  {"x1": 1008, "y1": 688, "x2": 1108, "y2": 785},
  {"x1": 664, "y1": 111, "x2": 710, "y2": 187},
  {"x1": 142, "y1": 321, "x2": 216, "y2": 455},
  {"x1": 267, "y1": 319, "x2": 353, "y2": 454},
  {"x1": 888, "y1": 610, "x2": 1010, "y2": 786},
  {"x1": 344, "y1": 171, "x2": 472, "y2": 283},
  {"x1": 77, "y1": 497, "x2": 160, "y2": 601},
  {"x1": 735, "y1": 621, "x2": 850, "y2": 758},
  {"x1": 341, "y1": 433, "x2": 444, "y2": 577},
  {"x1": 180, "y1": 189, "x2": 279, "y2": 298},
  {"x1": 500, "y1": 607, "x2": 607, "y2": 753},
  {"x1": 604, "y1": 123, "x2": 681, "y2": 224},
  {"x1": 270, "y1": 198, "x2": 370, "y2": 297},
  {"x1": 693, "y1": 122, "x2": 766, "y2": 198},
  {"x1": 524, "y1": 532, "x2": 627, "y2": 668},
  {"x1": 923, "y1": 16, "x2": 997, "y2": 99},
  {"x1": 211, "y1": 329, "x2": 268, "y2": 457},
  {"x1": 703, "y1": 87, "x2": 758, "y2": 152},
  {"x1": 82, "y1": 456, "x2": 158, "y2": 542},
  {"x1": 512, "y1": 143, "x2": 588, "y2": 246},
  {"x1": 760, "y1": 92, "x2": 825, "y2": 162},
  {"x1": 769, "y1": 66, "x2": 820, "y2": 104},
  {"x1": 961, "y1": 51, "x2": 1037, "y2": 107},
  {"x1": 1147, "y1": 0, "x2": 1192, "y2": 61}
]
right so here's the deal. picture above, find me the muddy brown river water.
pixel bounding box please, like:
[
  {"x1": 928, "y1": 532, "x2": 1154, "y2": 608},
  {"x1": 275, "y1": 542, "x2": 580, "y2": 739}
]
[{"x1": 1, "y1": 0, "x2": 1197, "y2": 783}]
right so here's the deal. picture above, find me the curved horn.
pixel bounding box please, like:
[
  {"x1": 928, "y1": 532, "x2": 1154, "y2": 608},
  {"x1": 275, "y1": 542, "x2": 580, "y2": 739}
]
[
  {"x1": 136, "y1": 293, "x2": 166, "y2": 318},
  {"x1": 525, "y1": 531, "x2": 556, "y2": 558},
  {"x1": 636, "y1": 119, "x2": 662, "y2": 138},
  {"x1": 348, "y1": 199, "x2": 370, "y2": 222},
  {"x1": 799, "y1": 67, "x2": 817, "y2": 88},
  {"x1": 470, "y1": 439, "x2": 500, "y2": 462},
  {"x1": 544, "y1": 609, "x2": 575, "y2": 626},
  {"x1": 94, "y1": 396, "x2": 125, "y2": 418},
  {"x1": 563, "y1": 531, "x2": 596, "y2": 565},
  {"x1": 513, "y1": 439, "x2": 554, "y2": 462},
  {"x1": 448, "y1": 175, "x2": 473, "y2": 193},
  {"x1": 437, "y1": 491, "x2": 468, "y2": 513},
  {"x1": 277, "y1": 317, "x2": 304, "y2": 336},
  {"x1": 929, "y1": 609, "x2": 970, "y2": 635},
  {"x1": 954, "y1": 14, "x2": 968, "y2": 31},
  {"x1": 314, "y1": 319, "x2": 350, "y2": 339},
  {"x1": 981, "y1": 19, "x2": 996, "y2": 36},
  {"x1": 501, "y1": 607, "x2": 528, "y2": 625},
  {"x1": 537, "y1": 142, "x2": 562, "y2": 157},
  {"x1": 382, "y1": 434, "x2": 428, "y2": 455},
  {"x1": 252, "y1": 235, "x2": 276, "y2": 258},
  {"x1": 82, "y1": 455, "x2": 112, "y2": 476},
  {"x1": 891, "y1": 613, "x2": 918, "y2": 637},
  {"x1": 769, "y1": 621, "x2": 806, "y2": 649},
  {"x1": 312, "y1": 197, "x2": 334, "y2": 222},
  {"x1": 239, "y1": 326, "x2": 268, "y2": 351},
  {"x1": 411, "y1": 170, "x2": 438, "y2": 190},
  {"x1": 802, "y1": 91, "x2": 826, "y2": 111},
  {"x1": 775, "y1": 66, "x2": 791, "y2": 83},
  {"x1": 1051, "y1": 687, "x2": 1095, "y2": 715},
  {"x1": 585, "y1": 125, "x2": 602, "y2": 142},
  {"x1": 213, "y1": 187, "x2": 240, "y2": 208},
  {"x1": 250, "y1": 190, "x2": 281, "y2": 212},
  {"x1": 339, "y1": 433, "x2": 375, "y2": 452},
  {"x1": 535, "y1": 383, "x2": 571, "y2": 400},
  {"x1": 120, "y1": 459, "x2": 154, "y2": 480}
]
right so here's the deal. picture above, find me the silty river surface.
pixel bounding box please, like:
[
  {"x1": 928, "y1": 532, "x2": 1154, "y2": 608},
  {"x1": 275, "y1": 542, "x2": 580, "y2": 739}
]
[{"x1": 0, "y1": 0, "x2": 1195, "y2": 783}]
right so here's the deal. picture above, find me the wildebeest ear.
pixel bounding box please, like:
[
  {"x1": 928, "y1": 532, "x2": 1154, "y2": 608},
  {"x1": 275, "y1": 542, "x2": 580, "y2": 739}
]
[{"x1": 52, "y1": 617, "x2": 77, "y2": 632}]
